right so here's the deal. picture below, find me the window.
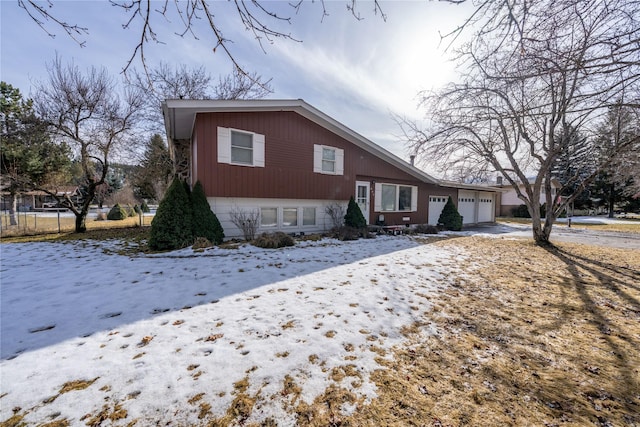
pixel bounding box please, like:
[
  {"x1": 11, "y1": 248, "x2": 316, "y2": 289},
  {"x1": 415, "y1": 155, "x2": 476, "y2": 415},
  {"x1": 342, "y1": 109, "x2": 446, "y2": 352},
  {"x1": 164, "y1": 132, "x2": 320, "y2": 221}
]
[
  {"x1": 217, "y1": 127, "x2": 265, "y2": 167},
  {"x1": 231, "y1": 131, "x2": 253, "y2": 164},
  {"x1": 260, "y1": 208, "x2": 277, "y2": 227},
  {"x1": 303, "y1": 207, "x2": 316, "y2": 226},
  {"x1": 313, "y1": 144, "x2": 344, "y2": 175},
  {"x1": 381, "y1": 184, "x2": 396, "y2": 211},
  {"x1": 283, "y1": 208, "x2": 298, "y2": 226},
  {"x1": 322, "y1": 148, "x2": 335, "y2": 173},
  {"x1": 398, "y1": 186, "x2": 412, "y2": 211},
  {"x1": 376, "y1": 183, "x2": 418, "y2": 212}
]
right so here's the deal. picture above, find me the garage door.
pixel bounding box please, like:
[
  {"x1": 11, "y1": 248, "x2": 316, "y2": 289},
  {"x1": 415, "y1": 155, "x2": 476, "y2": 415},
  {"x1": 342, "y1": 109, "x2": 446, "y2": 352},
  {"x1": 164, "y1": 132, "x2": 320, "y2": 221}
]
[
  {"x1": 458, "y1": 191, "x2": 476, "y2": 224},
  {"x1": 478, "y1": 192, "x2": 494, "y2": 222},
  {"x1": 428, "y1": 196, "x2": 448, "y2": 225}
]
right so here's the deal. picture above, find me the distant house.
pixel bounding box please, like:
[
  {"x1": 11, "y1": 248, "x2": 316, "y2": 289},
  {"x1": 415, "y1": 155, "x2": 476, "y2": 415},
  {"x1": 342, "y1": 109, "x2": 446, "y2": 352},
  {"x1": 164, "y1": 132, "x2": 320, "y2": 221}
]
[
  {"x1": 495, "y1": 177, "x2": 561, "y2": 216},
  {"x1": 162, "y1": 99, "x2": 501, "y2": 237},
  {"x1": 0, "y1": 186, "x2": 80, "y2": 211}
]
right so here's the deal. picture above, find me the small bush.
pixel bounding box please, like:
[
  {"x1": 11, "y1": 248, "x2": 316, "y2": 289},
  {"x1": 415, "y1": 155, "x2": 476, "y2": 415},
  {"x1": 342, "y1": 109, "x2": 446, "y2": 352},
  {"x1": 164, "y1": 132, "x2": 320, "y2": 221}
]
[
  {"x1": 344, "y1": 196, "x2": 367, "y2": 229},
  {"x1": 511, "y1": 204, "x2": 531, "y2": 218},
  {"x1": 140, "y1": 201, "x2": 150, "y2": 213},
  {"x1": 95, "y1": 211, "x2": 107, "y2": 221},
  {"x1": 438, "y1": 196, "x2": 463, "y2": 231},
  {"x1": 253, "y1": 232, "x2": 296, "y2": 249},
  {"x1": 126, "y1": 205, "x2": 137, "y2": 217},
  {"x1": 134, "y1": 204, "x2": 141, "y2": 214},
  {"x1": 412, "y1": 224, "x2": 439, "y2": 234},
  {"x1": 107, "y1": 204, "x2": 128, "y2": 221},
  {"x1": 330, "y1": 226, "x2": 366, "y2": 241},
  {"x1": 192, "y1": 237, "x2": 213, "y2": 251},
  {"x1": 149, "y1": 178, "x2": 193, "y2": 251},
  {"x1": 191, "y1": 181, "x2": 224, "y2": 244}
]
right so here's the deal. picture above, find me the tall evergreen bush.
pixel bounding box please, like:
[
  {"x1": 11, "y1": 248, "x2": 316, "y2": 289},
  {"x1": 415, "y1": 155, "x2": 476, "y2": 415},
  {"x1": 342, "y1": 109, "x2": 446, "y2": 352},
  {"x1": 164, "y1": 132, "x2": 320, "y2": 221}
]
[
  {"x1": 191, "y1": 181, "x2": 224, "y2": 244},
  {"x1": 344, "y1": 196, "x2": 367, "y2": 229},
  {"x1": 438, "y1": 196, "x2": 463, "y2": 231},
  {"x1": 149, "y1": 178, "x2": 193, "y2": 250}
]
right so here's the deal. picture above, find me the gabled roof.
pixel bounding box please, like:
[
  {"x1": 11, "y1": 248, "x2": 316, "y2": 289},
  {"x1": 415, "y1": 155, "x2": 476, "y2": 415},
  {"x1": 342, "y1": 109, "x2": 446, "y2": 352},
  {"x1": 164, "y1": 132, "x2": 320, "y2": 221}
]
[{"x1": 162, "y1": 98, "x2": 440, "y2": 185}]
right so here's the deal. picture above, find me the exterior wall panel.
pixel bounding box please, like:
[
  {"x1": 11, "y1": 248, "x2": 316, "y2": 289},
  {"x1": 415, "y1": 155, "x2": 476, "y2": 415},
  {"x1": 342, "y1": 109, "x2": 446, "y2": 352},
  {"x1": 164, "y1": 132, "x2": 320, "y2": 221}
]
[{"x1": 193, "y1": 111, "x2": 421, "y2": 205}]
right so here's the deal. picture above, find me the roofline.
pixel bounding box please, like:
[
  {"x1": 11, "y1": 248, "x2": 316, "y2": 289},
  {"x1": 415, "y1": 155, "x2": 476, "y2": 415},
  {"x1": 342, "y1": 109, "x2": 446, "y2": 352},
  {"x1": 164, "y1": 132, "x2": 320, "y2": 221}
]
[{"x1": 162, "y1": 98, "x2": 440, "y2": 185}]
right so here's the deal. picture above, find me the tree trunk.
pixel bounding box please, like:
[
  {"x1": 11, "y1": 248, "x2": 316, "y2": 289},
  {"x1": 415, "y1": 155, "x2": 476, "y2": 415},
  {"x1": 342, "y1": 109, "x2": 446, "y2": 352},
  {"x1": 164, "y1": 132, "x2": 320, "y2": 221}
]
[
  {"x1": 531, "y1": 211, "x2": 554, "y2": 246},
  {"x1": 75, "y1": 212, "x2": 87, "y2": 233},
  {"x1": 8, "y1": 193, "x2": 18, "y2": 226},
  {"x1": 607, "y1": 183, "x2": 615, "y2": 218}
]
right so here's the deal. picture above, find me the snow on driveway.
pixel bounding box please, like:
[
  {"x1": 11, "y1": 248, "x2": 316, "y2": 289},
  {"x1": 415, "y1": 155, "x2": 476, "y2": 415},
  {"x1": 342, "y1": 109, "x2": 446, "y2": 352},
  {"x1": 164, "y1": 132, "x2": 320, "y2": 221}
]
[{"x1": 0, "y1": 235, "x2": 465, "y2": 425}]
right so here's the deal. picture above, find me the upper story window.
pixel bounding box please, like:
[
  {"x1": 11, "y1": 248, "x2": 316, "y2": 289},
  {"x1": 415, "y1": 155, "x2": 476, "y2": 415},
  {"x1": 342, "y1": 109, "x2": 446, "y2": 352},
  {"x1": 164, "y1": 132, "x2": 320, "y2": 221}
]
[
  {"x1": 313, "y1": 144, "x2": 344, "y2": 175},
  {"x1": 217, "y1": 127, "x2": 265, "y2": 167},
  {"x1": 231, "y1": 131, "x2": 253, "y2": 165},
  {"x1": 322, "y1": 148, "x2": 336, "y2": 173},
  {"x1": 375, "y1": 183, "x2": 418, "y2": 212}
]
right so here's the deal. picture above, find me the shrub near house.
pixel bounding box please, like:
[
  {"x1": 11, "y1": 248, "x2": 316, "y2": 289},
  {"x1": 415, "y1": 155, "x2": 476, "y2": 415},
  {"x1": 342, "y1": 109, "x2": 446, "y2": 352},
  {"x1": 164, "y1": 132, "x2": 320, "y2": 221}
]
[{"x1": 438, "y1": 196, "x2": 463, "y2": 231}]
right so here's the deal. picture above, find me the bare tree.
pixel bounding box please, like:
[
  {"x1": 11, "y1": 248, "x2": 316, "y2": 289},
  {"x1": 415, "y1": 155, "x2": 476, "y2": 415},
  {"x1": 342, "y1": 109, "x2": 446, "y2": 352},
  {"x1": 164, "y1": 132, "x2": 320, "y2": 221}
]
[
  {"x1": 18, "y1": 0, "x2": 384, "y2": 79},
  {"x1": 34, "y1": 57, "x2": 143, "y2": 232},
  {"x1": 128, "y1": 62, "x2": 272, "y2": 131},
  {"x1": 402, "y1": 0, "x2": 640, "y2": 245}
]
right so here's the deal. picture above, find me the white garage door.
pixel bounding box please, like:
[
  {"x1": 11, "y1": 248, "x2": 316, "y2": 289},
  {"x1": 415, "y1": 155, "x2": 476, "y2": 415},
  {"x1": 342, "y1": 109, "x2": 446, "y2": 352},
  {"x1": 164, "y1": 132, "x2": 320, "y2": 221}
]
[
  {"x1": 428, "y1": 196, "x2": 448, "y2": 225},
  {"x1": 458, "y1": 191, "x2": 476, "y2": 224},
  {"x1": 478, "y1": 192, "x2": 494, "y2": 222}
]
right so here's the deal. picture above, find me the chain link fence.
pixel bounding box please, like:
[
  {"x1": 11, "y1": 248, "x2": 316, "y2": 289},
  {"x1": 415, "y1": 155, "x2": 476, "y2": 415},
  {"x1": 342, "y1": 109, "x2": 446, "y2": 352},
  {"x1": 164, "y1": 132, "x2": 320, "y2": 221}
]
[{"x1": 0, "y1": 209, "x2": 155, "y2": 237}]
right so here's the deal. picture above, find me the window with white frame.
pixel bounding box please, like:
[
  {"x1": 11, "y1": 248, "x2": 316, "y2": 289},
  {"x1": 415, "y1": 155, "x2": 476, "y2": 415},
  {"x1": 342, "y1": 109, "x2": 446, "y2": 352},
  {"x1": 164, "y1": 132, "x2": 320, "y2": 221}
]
[
  {"x1": 282, "y1": 208, "x2": 298, "y2": 227},
  {"x1": 260, "y1": 208, "x2": 277, "y2": 227},
  {"x1": 322, "y1": 148, "x2": 335, "y2": 173},
  {"x1": 302, "y1": 207, "x2": 316, "y2": 226},
  {"x1": 217, "y1": 127, "x2": 265, "y2": 167},
  {"x1": 313, "y1": 144, "x2": 344, "y2": 175},
  {"x1": 375, "y1": 183, "x2": 418, "y2": 212},
  {"x1": 231, "y1": 130, "x2": 253, "y2": 164}
]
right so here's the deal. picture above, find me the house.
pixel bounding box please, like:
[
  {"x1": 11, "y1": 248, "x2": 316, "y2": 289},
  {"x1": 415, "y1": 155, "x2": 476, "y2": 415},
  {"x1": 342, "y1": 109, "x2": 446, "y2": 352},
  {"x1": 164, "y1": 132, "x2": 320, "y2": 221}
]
[
  {"x1": 0, "y1": 186, "x2": 80, "y2": 211},
  {"x1": 162, "y1": 99, "x2": 500, "y2": 237},
  {"x1": 495, "y1": 177, "x2": 561, "y2": 216}
]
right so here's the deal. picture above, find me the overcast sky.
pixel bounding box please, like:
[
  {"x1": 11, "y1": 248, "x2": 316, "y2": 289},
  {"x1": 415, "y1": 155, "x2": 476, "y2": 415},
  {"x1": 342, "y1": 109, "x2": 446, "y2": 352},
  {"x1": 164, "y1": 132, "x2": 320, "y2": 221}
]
[{"x1": 0, "y1": 1, "x2": 472, "y2": 165}]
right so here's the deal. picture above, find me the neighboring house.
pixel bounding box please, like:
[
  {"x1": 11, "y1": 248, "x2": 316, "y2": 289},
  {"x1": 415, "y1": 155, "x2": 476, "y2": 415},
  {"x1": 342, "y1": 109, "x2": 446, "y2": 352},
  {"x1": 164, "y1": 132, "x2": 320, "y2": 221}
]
[
  {"x1": 0, "y1": 186, "x2": 80, "y2": 211},
  {"x1": 495, "y1": 177, "x2": 561, "y2": 216},
  {"x1": 162, "y1": 99, "x2": 500, "y2": 237}
]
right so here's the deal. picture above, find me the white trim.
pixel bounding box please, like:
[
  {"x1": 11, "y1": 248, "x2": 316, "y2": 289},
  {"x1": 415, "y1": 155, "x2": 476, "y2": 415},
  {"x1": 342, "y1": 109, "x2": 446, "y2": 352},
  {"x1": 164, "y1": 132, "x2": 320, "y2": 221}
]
[
  {"x1": 313, "y1": 144, "x2": 344, "y2": 175},
  {"x1": 217, "y1": 126, "x2": 265, "y2": 168},
  {"x1": 355, "y1": 181, "x2": 370, "y2": 225},
  {"x1": 217, "y1": 126, "x2": 231, "y2": 164},
  {"x1": 374, "y1": 183, "x2": 418, "y2": 213}
]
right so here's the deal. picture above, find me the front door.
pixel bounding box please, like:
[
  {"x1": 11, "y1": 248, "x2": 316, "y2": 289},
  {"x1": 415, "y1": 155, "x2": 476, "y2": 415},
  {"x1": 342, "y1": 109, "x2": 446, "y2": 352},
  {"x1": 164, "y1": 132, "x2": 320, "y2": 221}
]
[{"x1": 355, "y1": 181, "x2": 370, "y2": 224}]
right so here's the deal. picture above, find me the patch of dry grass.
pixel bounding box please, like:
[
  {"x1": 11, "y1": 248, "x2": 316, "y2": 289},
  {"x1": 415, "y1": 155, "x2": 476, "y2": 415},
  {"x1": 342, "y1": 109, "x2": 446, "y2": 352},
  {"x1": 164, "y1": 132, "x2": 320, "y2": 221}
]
[
  {"x1": 352, "y1": 237, "x2": 640, "y2": 426},
  {"x1": 0, "y1": 214, "x2": 153, "y2": 238},
  {"x1": 498, "y1": 217, "x2": 640, "y2": 234}
]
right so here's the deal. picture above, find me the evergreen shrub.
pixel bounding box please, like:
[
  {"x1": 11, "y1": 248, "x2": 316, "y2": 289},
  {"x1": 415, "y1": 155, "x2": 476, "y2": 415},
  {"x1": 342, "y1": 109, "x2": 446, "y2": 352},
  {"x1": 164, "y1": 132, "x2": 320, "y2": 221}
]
[
  {"x1": 344, "y1": 196, "x2": 366, "y2": 229},
  {"x1": 438, "y1": 196, "x2": 463, "y2": 231},
  {"x1": 107, "y1": 203, "x2": 128, "y2": 221},
  {"x1": 140, "y1": 201, "x2": 150, "y2": 213},
  {"x1": 149, "y1": 178, "x2": 193, "y2": 251},
  {"x1": 191, "y1": 181, "x2": 224, "y2": 245}
]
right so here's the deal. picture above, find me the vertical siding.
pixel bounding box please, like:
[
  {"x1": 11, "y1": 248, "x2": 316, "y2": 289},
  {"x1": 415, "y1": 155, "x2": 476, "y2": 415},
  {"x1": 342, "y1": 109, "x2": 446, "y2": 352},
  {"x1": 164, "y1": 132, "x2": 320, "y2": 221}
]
[{"x1": 194, "y1": 111, "x2": 421, "y2": 202}]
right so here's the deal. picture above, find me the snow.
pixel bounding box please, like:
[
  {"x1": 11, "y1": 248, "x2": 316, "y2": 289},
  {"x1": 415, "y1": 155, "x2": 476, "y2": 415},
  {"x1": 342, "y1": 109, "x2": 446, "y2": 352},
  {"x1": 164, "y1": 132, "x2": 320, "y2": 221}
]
[{"x1": 0, "y1": 235, "x2": 466, "y2": 425}]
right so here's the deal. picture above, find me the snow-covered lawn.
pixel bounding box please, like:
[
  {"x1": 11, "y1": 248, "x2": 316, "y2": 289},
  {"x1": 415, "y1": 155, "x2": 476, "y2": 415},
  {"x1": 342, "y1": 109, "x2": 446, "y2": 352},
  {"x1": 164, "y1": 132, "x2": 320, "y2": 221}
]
[{"x1": 1, "y1": 235, "x2": 465, "y2": 425}]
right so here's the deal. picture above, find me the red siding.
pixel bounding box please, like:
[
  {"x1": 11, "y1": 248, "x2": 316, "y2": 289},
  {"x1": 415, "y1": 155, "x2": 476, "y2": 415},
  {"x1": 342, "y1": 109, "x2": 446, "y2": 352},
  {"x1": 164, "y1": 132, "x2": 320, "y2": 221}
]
[{"x1": 193, "y1": 111, "x2": 454, "y2": 225}]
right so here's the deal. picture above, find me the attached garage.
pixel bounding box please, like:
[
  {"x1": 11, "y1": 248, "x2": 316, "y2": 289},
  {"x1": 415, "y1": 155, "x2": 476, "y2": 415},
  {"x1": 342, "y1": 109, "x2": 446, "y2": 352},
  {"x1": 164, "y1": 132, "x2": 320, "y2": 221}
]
[
  {"x1": 458, "y1": 191, "x2": 476, "y2": 224},
  {"x1": 428, "y1": 196, "x2": 448, "y2": 225},
  {"x1": 478, "y1": 192, "x2": 495, "y2": 222}
]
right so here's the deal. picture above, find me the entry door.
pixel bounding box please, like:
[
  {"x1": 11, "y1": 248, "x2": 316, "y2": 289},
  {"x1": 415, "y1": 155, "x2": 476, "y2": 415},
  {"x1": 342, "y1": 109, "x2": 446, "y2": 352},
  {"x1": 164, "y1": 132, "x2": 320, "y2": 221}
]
[{"x1": 356, "y1": 181, "x2": 370, "y2": 224}]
